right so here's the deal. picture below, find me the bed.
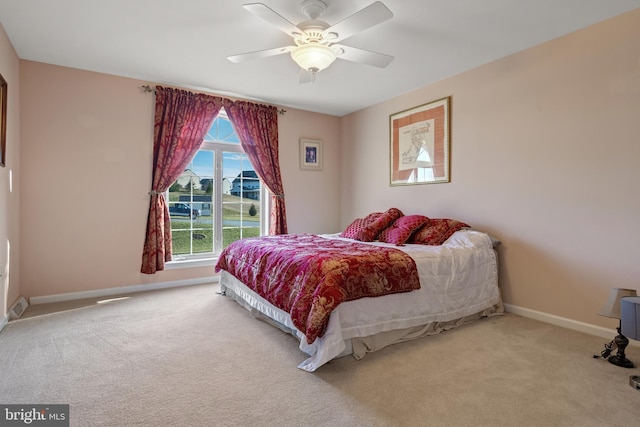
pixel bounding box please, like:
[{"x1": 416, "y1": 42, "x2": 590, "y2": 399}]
[{"x1": 216, "y1": 211, "x2": 502, "y2": 372}]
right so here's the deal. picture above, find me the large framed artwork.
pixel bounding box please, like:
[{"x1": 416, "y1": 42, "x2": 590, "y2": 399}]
[
  {"x1": 390, "y1": 96, "x2": 451, "y2": 186},
  {"x1": 0, "y1": 73, "x2": 6, "y2": 167},
  {"x1": 299, "y1": 138, "x2": 322, "y2": 171}
]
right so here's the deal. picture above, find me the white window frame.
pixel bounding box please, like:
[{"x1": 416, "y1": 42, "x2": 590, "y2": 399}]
[{"x1": 166, "y1": 121, "x2": 268, "y2": 269}]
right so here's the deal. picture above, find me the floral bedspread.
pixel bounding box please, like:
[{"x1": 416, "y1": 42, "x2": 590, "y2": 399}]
[{"x1": 215, "y1": 234, "x2": 420, "y2": 344}]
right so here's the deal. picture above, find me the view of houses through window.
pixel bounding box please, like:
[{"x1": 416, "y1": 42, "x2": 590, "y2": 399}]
[{"x1": 168, "y1": 110, "x2": 263, "y2": 260}]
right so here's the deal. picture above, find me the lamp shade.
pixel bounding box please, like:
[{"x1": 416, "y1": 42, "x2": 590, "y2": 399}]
[
  {"x1": 599, "y1": 288, "x2": 638, "y2": 319},
  {"x1": 621, "y1": 297, "x2": 640, "y2": 341},
  {"x1": 291, "y1": 44, "x2": 337, "y2": 73}
]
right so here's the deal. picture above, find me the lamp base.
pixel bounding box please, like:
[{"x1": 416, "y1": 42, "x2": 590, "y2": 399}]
[
  {"x1": 608, "y1": 355, "x2": 635, "y2": 368},
  {"x1": 602, "y1": 327, "x2": 636, "y2": 368}
]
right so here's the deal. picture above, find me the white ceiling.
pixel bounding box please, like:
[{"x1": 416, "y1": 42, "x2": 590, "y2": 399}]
[{"x1": 1, "y1": 0, "x2": 639, "y2": 116}]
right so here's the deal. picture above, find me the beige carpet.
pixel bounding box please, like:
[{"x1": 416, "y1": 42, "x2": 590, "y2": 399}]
[{"x1": 1, "y1": 283, "x2": 639, "y2": 427}]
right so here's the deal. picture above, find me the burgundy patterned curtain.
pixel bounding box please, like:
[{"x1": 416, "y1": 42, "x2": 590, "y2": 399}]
[
  {"x1": 224, "y1": 100, "x2": 288, "y2": 235},
  {"x1": 141, "y1": 87, "x2": 224, "y2": 274}
]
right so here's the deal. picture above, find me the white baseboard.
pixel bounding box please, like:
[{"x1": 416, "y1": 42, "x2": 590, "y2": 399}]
[
  {"x1": 504, "y1": 303, "x2": 640, "y2": 348},
  {"x1": 0, "y1": 313, "x2": 8, "y2": 333},
  {"x1": 29, "y1": 276, "x2": 220, "y2": 305}
]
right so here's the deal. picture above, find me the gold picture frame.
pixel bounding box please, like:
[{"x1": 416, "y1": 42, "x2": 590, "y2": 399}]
[
  {"x1": 390, "y1": 96, "x2": 451, "y2": 185},
  {"x1": 300, "y1": 138, "x2": 322, "y2": 171},
  {"x1": 0, "y1": 73, "x2": 7, "y2": 167}
]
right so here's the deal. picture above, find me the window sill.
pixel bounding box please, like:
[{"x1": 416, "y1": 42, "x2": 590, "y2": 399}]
[{"x1": 165, "y1": 257, "x2": 218, "y2": 270}]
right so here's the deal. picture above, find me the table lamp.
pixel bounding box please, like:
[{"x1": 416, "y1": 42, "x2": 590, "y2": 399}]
[{"x1": 597, "y1": 288, "x2": 637, "y2": 368}]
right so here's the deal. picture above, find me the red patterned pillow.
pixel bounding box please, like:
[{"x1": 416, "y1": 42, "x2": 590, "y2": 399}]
[
  {"x1": 409, "y1": 218, "x2": 470, "y2": 245},
  {"x1": 340, "y1": 212, "x2": 383, "y2": 239},
  {"x1": 356, "y1": 208, "x2": 404, "y2": 242},
  {"x1": 378, "y1": 215, "x2": 430, "y2": 245}
]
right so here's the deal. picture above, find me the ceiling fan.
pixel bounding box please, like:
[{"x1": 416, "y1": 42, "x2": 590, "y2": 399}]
[{"x1": 227, "y1": 0, "x2": 394, "y2": 83}]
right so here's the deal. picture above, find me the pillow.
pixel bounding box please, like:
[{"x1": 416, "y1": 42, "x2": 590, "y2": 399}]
[
  {"x1": 356, "y1": 207, "x2": 404, "y2": 242},
  {"x1": 409, "y1": 218, "x2": 470, "y2": 245},
  {"x1": 340, "y1": 212, "x2": 383, "y2": 239},
  {"x1": 378, "y1": 215, "x2": 430, "y2": 245}
]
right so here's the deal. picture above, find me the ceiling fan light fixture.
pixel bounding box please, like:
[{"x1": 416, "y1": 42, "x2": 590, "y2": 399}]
[{"x1": 290, "y1": 44, "x2": 337, "y2": 73}]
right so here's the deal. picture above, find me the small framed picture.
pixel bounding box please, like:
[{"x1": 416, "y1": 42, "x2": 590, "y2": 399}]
[{"x1": 300, "y1": 138, "x2": 322, "y2": 171}]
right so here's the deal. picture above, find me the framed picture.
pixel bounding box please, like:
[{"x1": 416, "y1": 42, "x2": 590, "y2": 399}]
[
  {"x1": 0, "y1": 73, "x2": 6, "y2": 167},
  {"x1": 390, "y1": 96, "x2": 451, "y2": 186},
  {"x1": 300, "y1": 138, "x2": 322, "y2": 171}
]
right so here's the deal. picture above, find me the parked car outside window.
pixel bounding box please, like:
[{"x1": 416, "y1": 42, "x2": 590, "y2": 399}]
[{"x1": 169, "y1": 203, "x2": 201, "y2": 219}]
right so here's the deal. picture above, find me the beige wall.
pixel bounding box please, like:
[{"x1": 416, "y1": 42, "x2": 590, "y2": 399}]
[
  {"x1": 277, "y1": 107, "x2": 341, "y2": 235},
  {"x1": 11, "y1": 8, "x2": 640, "y2": 335},
  {"x1": 19, "y1": 61, "x2": 340, "y2": 298},
  {"x1": 340, "y1": 9, "x2": 640, "y2": 330},
  {"x1": 0, "y1": 24, "x2": 21, "y2": 320}
]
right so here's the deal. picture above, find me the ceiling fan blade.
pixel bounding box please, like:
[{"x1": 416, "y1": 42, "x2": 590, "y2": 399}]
[
  {"x1": 227, "y1": 46, "x2": 294, "y2": 63},
  {"x1": 243, "y1": 3, "x2": 301, "y2": 37},
  {"x1": 324, "y1": 1, "x2": 393, "y2": 43},
  {"x1": 334, "y1": 44, "x2": 394, "y2": 68}
]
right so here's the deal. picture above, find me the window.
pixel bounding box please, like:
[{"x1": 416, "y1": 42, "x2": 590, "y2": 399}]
[{"x1": 168, "y1": 109, "x2": 265, "y2": 263}]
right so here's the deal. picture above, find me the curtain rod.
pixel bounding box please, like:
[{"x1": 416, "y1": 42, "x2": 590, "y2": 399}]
[{"x1": 139, "y1": 85, "x2": 286, "y2": 115}]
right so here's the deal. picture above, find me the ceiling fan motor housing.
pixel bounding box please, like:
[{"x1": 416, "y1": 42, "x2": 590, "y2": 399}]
[{"x1": 294, "y1": 20, "x2": 330, "y2": 44}]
